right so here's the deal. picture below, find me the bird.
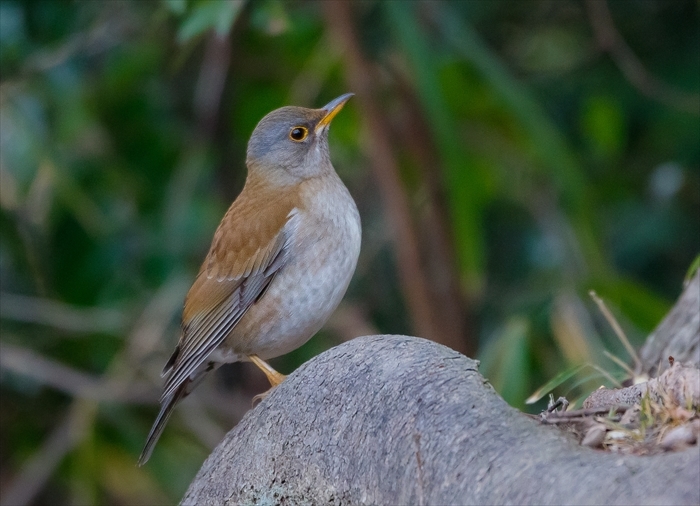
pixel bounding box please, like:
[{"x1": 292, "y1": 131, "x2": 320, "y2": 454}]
[{"x1": 138, "y1": 93, "x2": 361, "y2": 465}]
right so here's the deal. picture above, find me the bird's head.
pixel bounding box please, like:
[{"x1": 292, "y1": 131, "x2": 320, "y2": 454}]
[{"x1": 246, "y1": 93, "x2": 353, "y2": 184}]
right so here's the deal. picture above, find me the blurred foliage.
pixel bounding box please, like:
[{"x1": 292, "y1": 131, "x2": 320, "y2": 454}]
[{"x1": 1, "y1": 0, "x2": 698, "y2": 503}]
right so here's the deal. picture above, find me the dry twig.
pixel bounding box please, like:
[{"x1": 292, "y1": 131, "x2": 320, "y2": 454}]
[{"x1": 585, "y1": 0, "x2": 700, "y2": 115}]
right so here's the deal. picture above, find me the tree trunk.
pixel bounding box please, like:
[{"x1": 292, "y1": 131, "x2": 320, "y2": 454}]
[
  {"x1": 183, "y1": 332, "x2": 699, "y2": 505},
  {"x1": 637, "y1": 270, "x2": 699, "y2": 377}
]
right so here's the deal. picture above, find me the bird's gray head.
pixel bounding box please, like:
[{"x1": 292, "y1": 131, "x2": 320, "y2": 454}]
[{"x1": 246, "y1": 93, "x2": 353, "y2": 184}]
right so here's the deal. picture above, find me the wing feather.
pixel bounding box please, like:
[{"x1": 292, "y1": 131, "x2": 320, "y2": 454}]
[{"x1": 160, "y1": 191, "x2": 299, "y2": 400}]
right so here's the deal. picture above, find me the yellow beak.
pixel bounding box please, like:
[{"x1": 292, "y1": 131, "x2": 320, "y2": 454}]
[{"x1": 315, "y1": 93, "x2": 354, "y2": 132}]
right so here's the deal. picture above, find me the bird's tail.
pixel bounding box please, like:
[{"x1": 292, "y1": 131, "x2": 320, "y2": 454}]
[{"x1": 138, "y1": 380, "x2": 188, "y2": 466}]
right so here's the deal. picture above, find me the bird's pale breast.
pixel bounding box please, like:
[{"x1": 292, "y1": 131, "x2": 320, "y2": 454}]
[{"x1": 218, "y1": 173, "x2": 361, "y2": 360}]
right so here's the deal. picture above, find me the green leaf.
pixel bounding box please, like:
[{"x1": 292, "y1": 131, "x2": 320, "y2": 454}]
[
  {"x1": 177, "y1": 0, "x2": 243, "y2": 43},
  {"x1": 526, "y1": 362, "x2": 622, "y2": 404},
  {"x1": 164, "y1": 0, "x2": 187, "y2": 15},
  {"x1": 526, "y1": 364, "x2": 586, "y2": 404},
  {"x1": 580, "y1": 95, "x2": 626, "y2": 161},
  {"x1": 684, "y1": 254, "x2": 700, "y2": 285},
  {"x1": 428, "y1": 4, "x2": 608, "y2": 276},
  {"x1": 385, "y1": 2, "x2": 488, "y2": 294},
  {"x1": 478, "y1": 316, "x2": 530, "y2": 406}
]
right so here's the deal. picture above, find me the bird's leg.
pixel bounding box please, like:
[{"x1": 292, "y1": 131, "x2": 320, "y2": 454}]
[
  {"x1": 249, "y1": 354, "x2": 286, "y2": 404},
  {"x1": 248, "y1": 354, "x2": 286, "y2": 386}
]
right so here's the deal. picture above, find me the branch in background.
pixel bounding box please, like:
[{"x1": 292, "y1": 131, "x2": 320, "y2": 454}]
[
  {"x1": 585, "y1": 0, "x2": 700, "y2": 115},
  {"x1": 194, "y1": 34, "x2": 232, "y2": 137},
  {"x1": 0, "y1": 401, "x2": 96, "y2": 506},
  {"x1": 0, "y1": 292, "x2": 127, "y2": 334},
  {"x1": 0, "y1": 274, "x2": 191, "y2": 504},
  {"x1": 2, "y1": 1, "x2": 138, "y2": 80},
  {"x1": 0, "y1": 341, "x2": 154, "y2": 403},
  {"x1": 323, "y1": 2, "x2": 467, "y2": 354},
  {"x1": 391, "y1": 70, "x2": 474, "y2": 355}
]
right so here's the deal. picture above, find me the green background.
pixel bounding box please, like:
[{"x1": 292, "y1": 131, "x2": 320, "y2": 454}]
[{"x1": 1, "y1": 1, "x2": 698, "y2": 503}]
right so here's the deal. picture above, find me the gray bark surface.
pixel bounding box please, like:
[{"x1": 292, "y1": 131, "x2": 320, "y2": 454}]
[
  {"x1": 183, "y1": 335, "x2": 700, "y2": 506},
  {"x1": 637, "y1": 270, "x2": 700, "y2": 376}
]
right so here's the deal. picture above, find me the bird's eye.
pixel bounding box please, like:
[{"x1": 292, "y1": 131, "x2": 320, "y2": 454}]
[{"x1": 289, "y1": 126, "x2": 308, "y2": 142}]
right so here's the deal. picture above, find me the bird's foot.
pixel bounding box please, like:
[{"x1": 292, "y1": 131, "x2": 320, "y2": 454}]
[
  {"x1": 252, "y1": 387, "x2": 276, "y2": 406},
  {"x1": 248, "y1": 354, "x2": 287, "y2": 386},
  {"x1": 248, "y1": 354, "x2": 287, "y2": 405}
]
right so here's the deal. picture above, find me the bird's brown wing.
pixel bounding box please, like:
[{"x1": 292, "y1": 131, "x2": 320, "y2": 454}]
[{"x1": 160, "y1": 189, "x2": 299, "y2": 401}]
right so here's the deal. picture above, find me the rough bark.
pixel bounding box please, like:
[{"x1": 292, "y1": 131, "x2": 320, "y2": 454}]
[
  {"x1": 637, "y1": 270, "x2": 700, "y2": 377},
  {"x1": 183, "y1": 334, "x2": 699, "y2": 506},
  {"x1": 583, "y1": 361, "x2": 700, "y2": 409}
]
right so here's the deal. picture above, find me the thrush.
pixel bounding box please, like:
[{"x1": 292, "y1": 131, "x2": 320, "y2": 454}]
[{"x1": 139, "y1": 94, "x2": 360, "y2": 465}]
